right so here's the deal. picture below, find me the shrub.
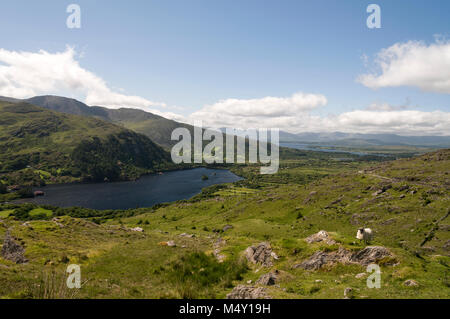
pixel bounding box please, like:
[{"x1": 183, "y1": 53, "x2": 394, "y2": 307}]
[{"x1": 168, "y1": 252, "x2": 248, "y2": 298}]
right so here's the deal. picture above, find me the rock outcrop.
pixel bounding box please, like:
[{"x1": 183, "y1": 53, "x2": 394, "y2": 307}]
[
  {"x1": 1, "y1": 231, "x2": 28, "y2": 264},
  {"x1": 245, "y1": 242, "x2": 278, "y2": 267},
  {"x1": 256, "y1": 270, "x2": 279, "y2": 286},
  {"x1": 404, "y1": 279, "x2": 419, "y2": 287},
  {"x1": 226, "y1": 285, "x2": 271, "y2": 299},
  {"x1": 350, "y1": 246, "x2": 393, "y2": 266},
  {"x1": 294, "y1": 247, "x2": 351, "y2": 270},
  {"x1": 305, "y1": 230, "x2": 336, "y2": 245},
  {"x1": 294, "y1": 246, "x2": 394, "y2": 270}
]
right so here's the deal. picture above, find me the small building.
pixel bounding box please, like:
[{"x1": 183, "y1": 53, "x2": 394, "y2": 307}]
[{"x1": 34, "y1": 190, "x2": 45, "y2": 197}]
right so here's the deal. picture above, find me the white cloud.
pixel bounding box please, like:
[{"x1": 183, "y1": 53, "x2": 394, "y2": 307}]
[
  {"x1": 187, "y1": 95, "x2": 450, "y2": 135},
  {"x1": 358, "y1": 40, "x2": 450, "y2": 94},
  {"x1": 332, "y1": 110, "x2": 450, "y2": 135},
  {"x1": 0, "y1": 47, "x2": 165, "y2": 110},
  {"x1": 366, "y1": 102, "x2": 410, "y2": 111},
  {"x1": 188, "y1": 92, "x2": 327, "y2": 128}
]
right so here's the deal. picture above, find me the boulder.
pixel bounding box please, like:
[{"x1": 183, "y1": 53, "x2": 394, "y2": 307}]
[
  {"x1": 222, "y1": 225, "x2": 233, "y2": 232},
  {"x1": 167, "y1": 240, "x2": 176, "y2": 247},
  {"x1": 293, "y1": 247, "x2": 351, "y2": 270},
  {"x1": 305, "y1": 230, "x2": 336, "y2": 245},
  {"x1": 350, "y1": 246, "x2": 393, "y2": 266},
  {"x1": 245, "y1": 242, "x2": 277, "y2": 267},
  {"x1": 256, "y1": 270, "x2": 279, "y2": 286},
  {"x1": 404, "y1": 279, "x2": 419, "y2": 287},
  {"x1": 130, "y1": 227, "x2": 144, "y2": 232},
  {"x1": 294, "y1": 246, "x2": 394, "y2": 270},
  {"x1": 179, "y1": 233, "x2": 195, "y2": 238},
  {"x1": 1, "y1": 231, "x2": 28, "y2": 264},
  {"x1": 344, "y1": 287, "x2": 353, "y2": 299},
  {"x1": 226, "y1": 285, "x2": 271, "y2": 299}
]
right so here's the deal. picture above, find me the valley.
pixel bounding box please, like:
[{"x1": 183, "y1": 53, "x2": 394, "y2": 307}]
[{"x1": 0, "y1": 96, "x2": 448, "y2": 300}]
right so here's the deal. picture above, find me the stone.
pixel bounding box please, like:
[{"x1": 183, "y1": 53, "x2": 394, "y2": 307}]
[
  {"x1": 404, "y1": 279, "x2": 419, "y2": 287},
  {"x1": 222, "y1": 225, "x2": 233, "y2": 232},
  {"x1": 344, "y1": 287, "x2": 353, "y2": 299},
  {"x1": 350, "y1": 246, "x2": 393, "y2": 266},
  {"x1": 305, "y1": 230, "x2": 336, "y2": 245},
  {"x1": 167, "y1": 240, "x2": 176, "y2": 247},
  {"x1": 256, "y1": 270, "x2": 279, "y2": 286},
  {"x1": 293, "y1": 246, "x2": 394, "y2": 271},
  {"x1": 226, "y1": 285, "x2": 271, "y2": 299},
  {"x1": 245, "y1": 242, "x2": 277, "y2": 267},
  {"x1": 130, "y1": 227, "x2": 144, "y2": 232},
  {"x1": 179, "y1": 233, "x2": 195, "y2": 238},
  {"x1": 293, "y1": 247, "x2": 351, "y2": 270},
  {"x1": 1, "y1": 231, "x2": 28, "y2": 264}
]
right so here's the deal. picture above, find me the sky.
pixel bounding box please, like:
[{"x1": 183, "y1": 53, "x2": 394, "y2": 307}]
[{"x1": 0, "y1": 0, "x2": 449, "y2": 135}]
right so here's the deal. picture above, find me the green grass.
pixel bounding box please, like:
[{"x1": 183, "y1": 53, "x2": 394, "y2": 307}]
[
  {"x1": 28, "y1": 208, "x2": 53, "y2": 218},
  {"x1": 0, "y1": 209, "x2": 14, "y2": 218}
]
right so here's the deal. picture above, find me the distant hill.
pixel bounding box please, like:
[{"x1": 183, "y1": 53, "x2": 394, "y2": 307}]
[
  {"x1": 0, "y1": 101, "x2": 171, "y2": 185},
  {"x1": 3, "y1": 95, "x2": 194, "y2": 150},
  {"x1": 279, "y1": 131, "x2": 450, "y2": 148}
]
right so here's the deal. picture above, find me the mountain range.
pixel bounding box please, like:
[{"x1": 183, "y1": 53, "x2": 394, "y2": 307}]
[
  {"x1": 2, "y1": 95, "x2": 449, "y2": 149},
  {"x1": 0, "y1": 95, "x2": 193, "y2": 150},
  {"x1": 0, "y1": 100, "x2": 171, "y2": 185},
  {"x1": 279, "y1": 130, "x2": 450, "y2": 148}
]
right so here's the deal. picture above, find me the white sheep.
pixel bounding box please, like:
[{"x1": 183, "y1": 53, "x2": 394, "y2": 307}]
[{"x1": 356, "y1": 228, "x2": 373, "y2": 244}]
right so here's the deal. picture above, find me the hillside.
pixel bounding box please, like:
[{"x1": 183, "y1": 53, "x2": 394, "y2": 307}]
[
  {"x1": 0, "y1": 101, "x2": 171, "y2": 188},
  {"x1": 8, "y1": 96, "x2": 194, "y2": 150},
  {"x1": 0, "y1": 149, "x2": 448, "y2": 299}
]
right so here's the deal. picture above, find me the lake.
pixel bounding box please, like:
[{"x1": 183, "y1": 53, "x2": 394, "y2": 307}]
[{"x1": 26, "y1": 168, "x2": 242, "y2": 210}]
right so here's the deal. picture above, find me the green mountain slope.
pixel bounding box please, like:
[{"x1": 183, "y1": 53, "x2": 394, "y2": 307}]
[
  {"x1": 23, "y1": 95, "x2": 193, "y2": 150},
  {"x1": 0, "y1": 101, "x2": 171, "y2": 186}
]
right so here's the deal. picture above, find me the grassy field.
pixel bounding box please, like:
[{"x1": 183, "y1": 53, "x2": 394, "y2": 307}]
[{"x1": 0, "y1": 149, "x2": 448, "y2": 299}]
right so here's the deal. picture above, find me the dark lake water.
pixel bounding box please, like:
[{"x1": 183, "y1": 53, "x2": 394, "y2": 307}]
[{"x1": 26, "y1": 168, "x2": 242, "y2": 210}]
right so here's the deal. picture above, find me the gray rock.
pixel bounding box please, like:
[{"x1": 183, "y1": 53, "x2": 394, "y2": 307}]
[
  {"x1": 256, "y1": 270, "x2": 279, "y2": 286},
  {"x1": 222, "y1": 225, "x2": 233, "y2": 232},
  {"x1": 344, "y1": 287, "x2": 353, "y2": 299},
  {"x1": 245, "y1": 242, "x2": 277, "y2": 267},
  {"x1": 305, "y1": 230, "x2": 336, "y2": 245},
  {"x1": 226, "y1": 285, "x2": 271, "y2": 299},
  {"x1": 350, "y1": 246, "x2": 393, "y2": 266},
  {"x1": 294, "y1": 246, "x2": 394, "y2": 271},
  {"x1": 293, "y1": 247, "x2": 351, "y2": 270},
  {"x1": 404, "y1": 279, "x2": 419, "y2": 287},
  {"x1": 1, "y1": 231, "x2": 28, "y2": 264}
]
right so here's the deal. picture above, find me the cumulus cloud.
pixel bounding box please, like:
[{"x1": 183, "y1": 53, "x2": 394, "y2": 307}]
[
  {"x1": 188, "y1": 92, "x2": 327, "y2": 128},
  {"x1": 332, "y1": 110, "x2": 450, "y2": 135},
  {"x1": 0, "y1": 47, "x2": 165, "y2": 109},
  {"x1": 187, "y1": 94, "x2": 450, "y2": 135},
  {"x1": 358, "y1": 40, "x2": 450, "y2": 93},
  {"x1": 365, "y1": 102, "x2": 411, "y2": 111}
]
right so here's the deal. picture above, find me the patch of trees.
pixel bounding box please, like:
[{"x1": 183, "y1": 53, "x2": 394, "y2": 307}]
[{"x1": 71, "y1": 131, "x2": 170, "y2": 182}]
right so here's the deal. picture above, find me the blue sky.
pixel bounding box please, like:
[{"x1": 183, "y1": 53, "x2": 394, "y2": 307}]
[{"x1": 0, "y1": 0, "x2": 449, "y2": 134}]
